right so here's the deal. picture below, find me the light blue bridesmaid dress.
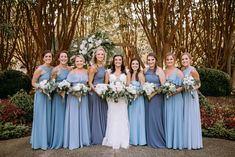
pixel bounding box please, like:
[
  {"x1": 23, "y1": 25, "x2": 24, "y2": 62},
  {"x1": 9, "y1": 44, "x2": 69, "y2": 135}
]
[
  {"x1": 145, "y1": 69, "x2": 165, "y2": 148},
  {"x1": 50, "y1": 68, "x2": 69, "y2": 149},
  {"x1": 183, "y1": 66, "x2": 203, "y2": 149},
  {"x1": 128, "y1": 80, "x2": 146, "y2": 145},
  {"x1": 89, "y1": 66, "x2": 108, "y2": 145},
  {"x1": 164, "y1": 68, "x2": 184, "y2": 149},
  {"x1": 63, "y1": 72, "x2": 90, "y2": 150},
  {"x1": 31, "y1": 65, "x2": 52, "y2": 150}
]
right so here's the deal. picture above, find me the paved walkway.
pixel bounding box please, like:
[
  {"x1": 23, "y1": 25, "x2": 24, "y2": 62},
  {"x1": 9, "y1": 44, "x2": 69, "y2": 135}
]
[{"x1": 0, "y1": 137, "x2": 235, "y2": 157}]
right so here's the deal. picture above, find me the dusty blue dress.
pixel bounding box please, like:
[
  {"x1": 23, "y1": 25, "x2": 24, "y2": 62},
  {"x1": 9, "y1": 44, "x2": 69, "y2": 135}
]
[
  {"x1": 31, "y1": 65, "x2": 52, "y2": 150},
  {"x1": 183, "y1": 66, "x2": 203, "y2": 149},
  {"x1": 128, "y1": 80, "x2": 146, "y2": 145},
  {"x1": 164, "y1": 68, "x2": 184, "y2": 149},
  {"x1": 145, "y1": 69, "x2": 165, "y2": 148},
  {"x1": 63, "y1": 72, "x2": 90, "y2": 150},
  {"x1": 50, "y1": 68, "x2": 69, "y2": 149},
  {"x1": 89, "y1": 66, "x2": 108, "y2": 145}
]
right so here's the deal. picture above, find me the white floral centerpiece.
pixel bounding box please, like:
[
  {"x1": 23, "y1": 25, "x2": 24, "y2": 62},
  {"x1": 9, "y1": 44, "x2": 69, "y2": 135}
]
[
  {"x1": 161, "y1": 80, "x2": 177, "y2": 99},
  {"x1": 37, "y1": 79, "x2": 56, "y2": 99},
  {"x1": 69, "y1": 31, "x2": 115, "y2": 65},
  {"x1": 56, "y1": 80, "x2": 71, "y2": 99},
  {"x1": 68, "y1": 83, "x2": 90, "y2": 102}
]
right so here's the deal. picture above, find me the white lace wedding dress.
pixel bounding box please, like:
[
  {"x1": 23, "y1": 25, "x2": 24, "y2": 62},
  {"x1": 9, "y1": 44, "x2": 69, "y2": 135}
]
[{"x1": 102, "y1": 73, "x2": 130, "y2": 149}]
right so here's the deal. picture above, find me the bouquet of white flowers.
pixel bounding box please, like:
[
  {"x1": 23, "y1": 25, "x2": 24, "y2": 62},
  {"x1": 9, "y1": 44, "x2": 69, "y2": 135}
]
[
  {"x1": 106, "y1": 81, "x2": 126, "y2": 103},
  {"x1": 68, "y1": 83, "x2": 90, "y2": 102},
  {"x1": 126, "y1": 84, "x2": 143, "y2": 102},
  {"x1": 161, "y1": 81, "x2": 177, "y2": 99},
  {"x1": 183, "y1": 76, "x2": 200, "y2": 98},
  {"x1": 143, "y1": 82, "x2": 161, "y2": 96},
  {"x1": 56, "y1": 80, "x2": 71, "y2": 99},
  {"x1": 95, "y1": 83, "x2": 108, "y2": 98},
  {"x1": 37, "y1": 79, "x2": 56, "y2": 99}
]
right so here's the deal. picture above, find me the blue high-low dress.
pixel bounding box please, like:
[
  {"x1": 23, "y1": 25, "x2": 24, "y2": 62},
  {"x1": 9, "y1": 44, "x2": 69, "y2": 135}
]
[
  {"x1": 164, "y1": 68, "x2": 184, "y2": 149},
  {"x1": 183, "y1": 66, "x2": 203, "y2": 149},
  {"x1": 128, "y1": 80, "x2": 146, "y2": 145},
  {"x1": 63, "y1": 72, "x2": 90, "y2": 150},
  {"x1": 31, "y1": 65, "x2": 52, "y2": 150},
  {"x1": 50, "y1": 68, "x2": 69, "y2": 149},
  {"x1": 145, "y1": 69, "x2": 165, "y2": 148},
  {"x1": 89, "y1": 66, "x2": 108, "y2": 145}
]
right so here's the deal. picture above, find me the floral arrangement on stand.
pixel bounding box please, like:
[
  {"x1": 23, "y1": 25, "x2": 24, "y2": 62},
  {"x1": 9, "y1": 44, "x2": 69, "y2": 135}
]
[{"x1": 69, "y1": 31, "x2": 115, "y2": 65}]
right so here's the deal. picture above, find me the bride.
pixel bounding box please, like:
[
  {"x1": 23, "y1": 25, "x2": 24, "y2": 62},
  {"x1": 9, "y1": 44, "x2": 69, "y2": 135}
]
[{"x1": 102, "y1": 54, "x2": 129, "y2": 149}]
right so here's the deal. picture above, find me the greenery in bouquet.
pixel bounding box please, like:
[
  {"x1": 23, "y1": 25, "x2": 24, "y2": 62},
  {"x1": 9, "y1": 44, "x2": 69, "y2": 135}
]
[
  {"x1": 37, "y1": 79, "x2": 57, "y2": 99},
  {"x1": 69, "y1": 31, "x2": 115, "y2": 65},
  {"x1": 105, "y1": 82, "x2": 127, "y2": 103},
  {"x1": 126, "y1": 84, "x2": 143, "y2": 103},
  {"x1": 68, "y1": 83, "x2": 90, "y2": 102},
  {"x1": 56, "y1": 80, "x2": 71, "y2": 99},
  {"x1": 161, "y1": 80, "x2": 177, "y2": 99}
]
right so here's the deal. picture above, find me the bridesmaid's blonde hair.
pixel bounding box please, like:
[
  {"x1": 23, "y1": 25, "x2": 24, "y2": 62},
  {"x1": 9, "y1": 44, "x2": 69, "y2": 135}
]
[{"x1": 91, "y1": 47, "x2": 107, "y2": 65}]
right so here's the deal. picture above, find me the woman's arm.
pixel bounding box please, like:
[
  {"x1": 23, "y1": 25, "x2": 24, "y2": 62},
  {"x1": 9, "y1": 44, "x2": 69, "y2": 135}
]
[
  {"x1": 32, "y1": 68, "x2": 42, "y2": 89},
  {"x1": 88, "y1": 65, "x2": 97, "y2": 91}
]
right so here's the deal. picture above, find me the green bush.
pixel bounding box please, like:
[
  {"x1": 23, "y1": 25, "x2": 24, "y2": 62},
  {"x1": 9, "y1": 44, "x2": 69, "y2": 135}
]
[
  {"x1": 202, "y1": 122, "x2": 235, "y2": 140},
  {"x1": 199, "y1": 92, "x2": 213, "y2": 114},
  {"x1": 10, "y1": 90, "x2": 34, "y2": 123},
  {"x1": 0, "y1": 70, "x2": 32, "y2": 98},
  {"x1": 0, "y1": 122, "x2": 30, "y2": 140},
  {"x1": 198, "y1": 68, "x2": 232, "y2": 96}
]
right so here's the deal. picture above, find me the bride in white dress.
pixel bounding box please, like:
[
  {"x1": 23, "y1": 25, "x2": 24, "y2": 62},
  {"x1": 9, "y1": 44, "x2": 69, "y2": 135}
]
[{"x1": 102, "y1": 54, "x2": 129, "y2": 149}]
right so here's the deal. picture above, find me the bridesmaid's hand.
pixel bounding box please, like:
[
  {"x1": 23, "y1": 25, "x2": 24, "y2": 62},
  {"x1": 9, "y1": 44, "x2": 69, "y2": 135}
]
[{"x1": 148, "y1": 92, "x2": 155, "y2": 100}]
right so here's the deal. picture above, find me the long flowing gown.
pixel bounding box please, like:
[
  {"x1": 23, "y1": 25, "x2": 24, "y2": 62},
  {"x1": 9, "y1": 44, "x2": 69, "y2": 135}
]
[
  {"x1": 145, "y1": 69, "x2": 166, "y2": 148},
  {"x1": 128, "y1": 80, "x2": 146, "y2": 146},
  {"x1": 89, "y1": 66, "x2": 108, "y2": 145},
  {"x1": 183, "y1": 66, "x2": 203, "y2": 149},
  {"x1": 50, "y1": 68, "x2": 69, "y2": 149},
  {"x1": 63, "y1": 72, "x2": 90, "y2": 150},
  {"x1": 102, "y1": 73, "x2": 129, "y2": 149},
  {"x1": 164, "y1": 68, "x2": 184, "y2": 149},
  {"x1": 31, "y1": 65, "x2": 52, "y2": 150}
]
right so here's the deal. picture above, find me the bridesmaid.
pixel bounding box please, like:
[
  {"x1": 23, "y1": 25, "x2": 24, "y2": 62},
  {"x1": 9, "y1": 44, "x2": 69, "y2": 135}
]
[
  {"x1": 50, "y1": 50, "x2": 70, "y2": 149},
  {"x1": 164, "y1": 53, "x2": 184, "y2": 149},
  {"x1": 63, "y1": 55, "x2": 90, "y2": 150},
  {"x1": 127, "y1": 58, "x2": 146, "y2": 146},
  {"x1": 181, "y1": 53, "x2": 203, "y2": 149},
  {"x1": 88, "y1": 47, "x2": 108, "y2": 145},
  {"x1": 31, "y1": 50, "x2": 53, "y2": 150},
  {"x1": 144, "y1": 53, "x2": 166, "y2": 148}
]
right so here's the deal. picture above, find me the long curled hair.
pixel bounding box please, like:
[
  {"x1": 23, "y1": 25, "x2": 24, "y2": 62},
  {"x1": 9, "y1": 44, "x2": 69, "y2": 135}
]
[
  {"x1": 91, "y1": 47, "x2": 106, "y2": 65},
  {"x1": 111, "y1": 54, "x2": 126, "y2": 74},
  {"x1": 129, "y1": 58, "x2": 141, "y2": 81}
]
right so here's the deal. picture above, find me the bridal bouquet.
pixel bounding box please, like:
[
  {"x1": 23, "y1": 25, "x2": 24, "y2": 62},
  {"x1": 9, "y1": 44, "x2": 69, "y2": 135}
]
[
  {"x1": 95, "y1": 83, "x2": 108, "y2": 98},
  {"x1": 37, "y1": 79, "x2": 56, "y2": 99},
  {"x1": 68, "y1": 83, "x2": 90, "y2": 102},
  {"x1": 161, "y1": 81, "x2": 177, "y2": 99},
  {"x1": 56, "y1": 80, "x2": 71, "y2": 99},
  {"x1": 142, "y1": 82, "x2": 161, "y2": 96},
  {"x1": 183, "y1": 76, "x2": 199, "y2": 98},
  {"x1": 106, "y1": 81, "x2": 126, "y2": 103}
]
